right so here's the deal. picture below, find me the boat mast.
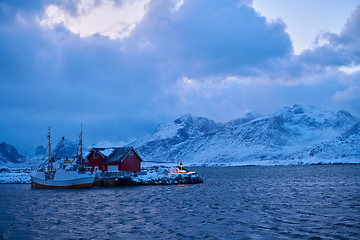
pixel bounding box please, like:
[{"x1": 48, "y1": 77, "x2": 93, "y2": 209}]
[
  {"x1": 78, "y1": 125, "x2": 83, "y2": 165},
  {"x1": 47, "y1": 126, "x2": 51, "y2": 172}
]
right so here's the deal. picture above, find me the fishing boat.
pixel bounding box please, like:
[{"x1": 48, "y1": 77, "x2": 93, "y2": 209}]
[{"x1": 30, "y1": 127, "x2": 95, "y2": 189}]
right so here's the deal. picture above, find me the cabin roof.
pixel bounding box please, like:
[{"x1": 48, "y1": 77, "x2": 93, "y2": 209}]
[
  {"x1": 86, "y1": 147, "x2": 116, "y2": 158},
  {"x1": 88, "y1": 147, "x2": 143, "y2": 163},
  {"x1": 104, "y1": 147, "x2": 133, "y2": 163}
]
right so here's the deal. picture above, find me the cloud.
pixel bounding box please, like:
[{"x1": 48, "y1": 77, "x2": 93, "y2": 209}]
[
  {"x1": 301, "y1": 6, "x2": 360, "y2": 67},
  {"x1": 124, "y1": 0, "x2": 292, "y2": 80},
  {"x1": 331, "y1": 86, "x2": 360, "y2": 112},
  {"x1": 0, "y1": 0, "x2": 359, "y2": 153},
  {"x1": 41, "y1": 0, "x2": 150, "y2": 39},
  {"x1": 244, "y1": 5, "x2": 360, "y2": 87}
]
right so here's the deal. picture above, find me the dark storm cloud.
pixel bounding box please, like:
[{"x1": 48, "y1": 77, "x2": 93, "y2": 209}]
[
  {"x1": 0, "y1": 0, "x2": 166, "y2": 151},
  {"x1": 124, "y1": 0, "x2": 292, "y2": 80}
]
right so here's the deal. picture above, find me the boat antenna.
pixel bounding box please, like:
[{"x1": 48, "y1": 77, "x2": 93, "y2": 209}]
[
  {"x1": 78, "y1": 124, "x2": 83, "y2": 165},
  {"x1": 47, "y1": 126, "x2": 51, "y2": 172}
]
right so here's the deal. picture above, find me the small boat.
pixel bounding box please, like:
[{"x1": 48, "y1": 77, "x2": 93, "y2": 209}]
[{"x1": 30, "y1": 127, "x2": 95, "y2": 189}]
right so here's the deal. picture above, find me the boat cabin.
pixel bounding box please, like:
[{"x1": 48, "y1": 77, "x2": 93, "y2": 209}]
[{"x1": 85, "y1": 147, "x2": 143, "y2": 173}]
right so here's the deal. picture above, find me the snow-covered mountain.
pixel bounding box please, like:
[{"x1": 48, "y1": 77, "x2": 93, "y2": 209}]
[
  {"x1": 52, "y1": 139, "x2": 80, "y2": 159},
  {"x1": 0, "y1": 138, "x2": 81, "y2": 167},
  {"x1": 1, "y1": 105, "x2": 359, "y2": 167},
  {"x1": 34, "y1": 145, "x2": 46, "y2": 157},
  {"x1": 129, "y1": 105, "x2": 360, "y2": 165},
  {"x1": 309, "y1": 122, "x2": 360, "y2": 159},
  {"x1": 33, "y1": 138, "x2": 80, "y2": 159},
  {"x1": 0, "y1": 142, "x2": 27, "y2": 165}
]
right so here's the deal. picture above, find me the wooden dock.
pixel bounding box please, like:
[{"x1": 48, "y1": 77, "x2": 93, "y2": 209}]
[{"x1": 93, "y1": 171, "x2": 134, "y2": 187}]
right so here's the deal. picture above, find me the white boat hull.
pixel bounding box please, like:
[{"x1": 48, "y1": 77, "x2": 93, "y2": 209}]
[{"x1": 31, "y1": 170, "x2": 95, "y2": 189}]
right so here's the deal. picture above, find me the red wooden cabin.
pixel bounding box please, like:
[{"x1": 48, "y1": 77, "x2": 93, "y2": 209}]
[{"x1": 85, "y1": 147, "x2": 143, "y2": 172}]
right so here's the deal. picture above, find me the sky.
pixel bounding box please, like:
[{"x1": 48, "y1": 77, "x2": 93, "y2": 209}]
[{"x1": 0, "y1": 0, "x2": 359, "y2": 155}]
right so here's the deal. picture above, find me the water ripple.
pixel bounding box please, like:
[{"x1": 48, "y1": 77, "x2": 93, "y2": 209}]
[{"x1": 0, "y1": 165, "x2": 359, "y2": 239}]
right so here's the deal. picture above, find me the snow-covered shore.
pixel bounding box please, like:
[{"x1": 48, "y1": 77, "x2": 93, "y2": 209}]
[
  {"x1": 0, "y1": 167, "x2": 31, "y2": 184},
  {"x1": 131, "y1": 166, "x2": 203, "y2": 185},
  {"x1": 1, "y1": 160, "x2": 359, "y2": 184},
  {"x1": 0, "y1": 165, "x2": 204, "y2": 185}
]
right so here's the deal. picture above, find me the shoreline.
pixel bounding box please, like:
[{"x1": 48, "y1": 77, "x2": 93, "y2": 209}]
[{"x1": 1, "y1": 161, "x2": 359, "y2": 184}]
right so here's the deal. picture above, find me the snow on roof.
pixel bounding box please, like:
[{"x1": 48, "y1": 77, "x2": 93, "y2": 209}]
[
  {"x1": 88, "y1": 147, "x2": 119, "y2": 157},
  {"x1": 105, "y1": 147, "x2": 133, "y2": 163},
  {"x1": 99, "y1": 148, "x2": 116, "y2": 157},
  {"x1": 88, "y1": 147, "x2": 144, "y2": 162}
]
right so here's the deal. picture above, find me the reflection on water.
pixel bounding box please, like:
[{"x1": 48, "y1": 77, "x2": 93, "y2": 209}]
[{"x1": 0, "y1": 165, "x2": 359, "y2": 239}]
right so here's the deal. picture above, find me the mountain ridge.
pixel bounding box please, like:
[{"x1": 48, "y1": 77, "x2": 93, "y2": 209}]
[
  {"x1": 128, "y1": 105, "x2": 359, "y2": 164},
  {"x1": 0, "y1": 142, "x2": 27, "y2": 165},
  {"x1": 1, "y1": 105, "x2": 359, "y2": 166}
]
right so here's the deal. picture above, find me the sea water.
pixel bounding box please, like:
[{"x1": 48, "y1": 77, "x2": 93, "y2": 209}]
[{"x1": 0, "y1": 165, "x2": 359, "y2": 239}]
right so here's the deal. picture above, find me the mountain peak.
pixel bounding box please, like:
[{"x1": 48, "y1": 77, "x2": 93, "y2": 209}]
[
  {"x1": 276, "y1": 105, "x2": 321, "y2": 116},
  {"x1": 243, "y1": 111, "x2": 263, "y2": 119},
  {"x1": 0, "y1": 142, "x2": 25, "y2": 164},
  {"x1": 292, "y1": 104, "x2": 311, "y2": 114},
  {"x1": 336, "y1": 110, "x2": 354, "y2": 119},
  {"x1": 174, "y1": 113, "x2": 193, "y2": 124}
]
